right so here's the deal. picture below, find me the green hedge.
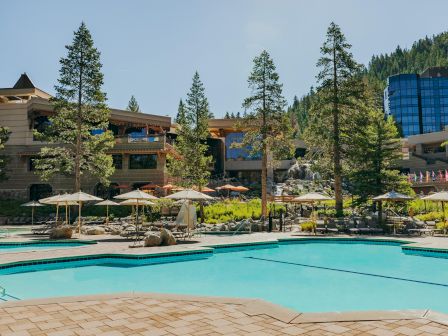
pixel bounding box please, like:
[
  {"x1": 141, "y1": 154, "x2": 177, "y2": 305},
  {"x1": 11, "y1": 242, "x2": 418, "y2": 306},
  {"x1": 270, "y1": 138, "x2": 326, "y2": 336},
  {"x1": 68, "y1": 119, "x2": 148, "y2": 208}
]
[{"x1": 203, "y1": 199, "x2": 285, "y2": 224}]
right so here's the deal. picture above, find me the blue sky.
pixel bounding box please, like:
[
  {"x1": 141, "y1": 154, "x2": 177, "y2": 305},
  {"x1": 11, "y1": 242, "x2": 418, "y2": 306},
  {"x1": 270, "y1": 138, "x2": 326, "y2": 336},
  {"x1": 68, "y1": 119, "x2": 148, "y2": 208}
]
[{"x1": 1, "y1": 0, "x2": 448, "y2": 118}]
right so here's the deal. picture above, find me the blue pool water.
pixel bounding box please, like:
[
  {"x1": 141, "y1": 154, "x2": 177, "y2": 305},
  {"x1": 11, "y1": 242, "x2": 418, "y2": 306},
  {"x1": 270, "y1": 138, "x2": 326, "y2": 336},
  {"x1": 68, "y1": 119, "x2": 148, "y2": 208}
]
[
  {"x1": 0, "y1": 242, "x2": 86, "y2": 253},
  {"x1": 1, "y1": 241, "x2": 448, "y2": 312}
]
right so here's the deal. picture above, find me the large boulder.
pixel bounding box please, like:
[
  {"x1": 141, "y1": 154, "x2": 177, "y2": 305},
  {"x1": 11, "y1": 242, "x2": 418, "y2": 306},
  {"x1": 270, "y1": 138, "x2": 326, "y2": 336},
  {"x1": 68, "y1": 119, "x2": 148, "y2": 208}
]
[
  {"x1": 49, "y1": 226, "x2": 73, "y2": 239},
  {"x1": 160, "y1": 228, "x2": 176, "y2": 246},
  {"x1": 82, "y1": 226, "x2": 105, "y2": 235},
  {"x1": 144, "y1": 233, "x2": 162, "y2": 247}
]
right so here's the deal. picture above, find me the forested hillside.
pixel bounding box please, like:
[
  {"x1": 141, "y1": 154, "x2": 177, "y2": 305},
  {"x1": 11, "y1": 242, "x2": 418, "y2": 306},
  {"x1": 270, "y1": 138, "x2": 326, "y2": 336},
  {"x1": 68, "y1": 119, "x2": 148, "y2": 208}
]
[{"x1": 290, "y1": 32, "x2": 448, "y2": 134}]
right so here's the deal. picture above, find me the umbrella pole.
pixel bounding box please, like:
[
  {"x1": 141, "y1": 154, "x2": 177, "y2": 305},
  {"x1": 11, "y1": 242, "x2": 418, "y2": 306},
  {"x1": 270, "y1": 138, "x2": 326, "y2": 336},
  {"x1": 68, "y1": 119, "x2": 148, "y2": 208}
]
[
  {"x1": 135, "y1": 199, "x2": 139, "y2": 245},
  {"x1": 78, "y1": 201, "x2": 82, "y2": 235},
  {"x1": 65, "y1": 202, "x2": 68, "y2": 225},
  {"x1": 31, "y1": 206, "x2": 34, "y2": 226},
  {"x1": 106, "y1": 205, "x2": 109, "y2": 226},
  {"x1": 56, "y1": 204, "x2": 59, "y2": 226}
]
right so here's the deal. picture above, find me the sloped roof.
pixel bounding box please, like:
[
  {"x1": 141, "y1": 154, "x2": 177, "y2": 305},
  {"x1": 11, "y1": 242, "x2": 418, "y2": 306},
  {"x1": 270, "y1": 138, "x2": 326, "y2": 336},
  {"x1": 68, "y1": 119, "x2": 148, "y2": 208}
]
[{"x1": 13, "y1": 73, "x2": 35, "y2": 89}]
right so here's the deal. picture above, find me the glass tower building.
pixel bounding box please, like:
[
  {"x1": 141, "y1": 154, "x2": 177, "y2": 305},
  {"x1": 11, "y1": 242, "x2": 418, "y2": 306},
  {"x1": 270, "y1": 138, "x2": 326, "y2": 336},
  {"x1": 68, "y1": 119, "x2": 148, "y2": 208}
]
[{"x1": 384, "y1": 67, "x2": 448, "y2": 137}]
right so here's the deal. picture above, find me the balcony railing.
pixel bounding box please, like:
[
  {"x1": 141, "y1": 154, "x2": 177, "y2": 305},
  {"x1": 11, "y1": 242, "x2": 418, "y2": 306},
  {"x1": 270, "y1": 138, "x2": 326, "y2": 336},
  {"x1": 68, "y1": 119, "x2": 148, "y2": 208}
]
[
  {"x1": 113, "y1": 134, "x2": 166, "y2": 150},
  {"x1": 114, "y1": 134, "x2": 164, "y2": 144}
]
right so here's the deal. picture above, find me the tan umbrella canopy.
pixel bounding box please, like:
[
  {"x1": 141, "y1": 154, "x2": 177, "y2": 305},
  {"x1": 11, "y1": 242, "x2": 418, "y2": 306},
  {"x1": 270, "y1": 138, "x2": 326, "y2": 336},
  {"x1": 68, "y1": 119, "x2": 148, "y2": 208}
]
[
  {"x1": 21, "y1": 201, "x2": 44, "y2": 226},
  {"x1": 115, "y1": 190, "x2": 158, "y2": 244},
  {"x1": 165, "y1": 189, "x2": 214, "y2": 200},
  {"x1": 95, "y1": 200, "x2": 120, "y2": 225},
  {"x1": 192, "y1": 186, "x2": 215, "y2": 193},
  {"x1": 114, "y1": 189, "x2": 158, "y2": 200},
  {"x1": 373, "y1": 191, "x2": 413, "y2": 232},
  {"x1": 373, "y1": 191, "x2": 413, "y2": 202},
  {"x1": 231, "y1": 186, "x2": 249, "y2": 192},
  {"x1": 422, "y1": 191, "x2": 448, "y2": 221},
  {"x1": 216, "y1": 184, "x2": 236, "y2": 197},
  {"x1": 293, "y1": 192, "x2": 333, "y2": 203},
  {"x1": 120, "y1": 199, "x2": 155, "y2": 206},
  {"x1": 421, "y1": 191, "x2": 448, "y2": 201},
  {"x1": 165, "y1": 189, "x2": 213, "y2": 236},
  {"x1": 62, "y1": 192, "x2": 103, "y2": 234},
  {"x1": 39, "y1": 194, "x2": 76, "y2": 225}
]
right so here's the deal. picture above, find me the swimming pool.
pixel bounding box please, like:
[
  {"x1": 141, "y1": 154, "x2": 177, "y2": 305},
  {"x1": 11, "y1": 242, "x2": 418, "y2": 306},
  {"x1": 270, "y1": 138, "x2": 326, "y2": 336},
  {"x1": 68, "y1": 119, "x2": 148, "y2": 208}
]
[
  {"x1": 1, "y1": 240, "x2": 448, "y2": 313},
  {"x1": 0, "y1": 241, "x2": 92, "y2": 253}
]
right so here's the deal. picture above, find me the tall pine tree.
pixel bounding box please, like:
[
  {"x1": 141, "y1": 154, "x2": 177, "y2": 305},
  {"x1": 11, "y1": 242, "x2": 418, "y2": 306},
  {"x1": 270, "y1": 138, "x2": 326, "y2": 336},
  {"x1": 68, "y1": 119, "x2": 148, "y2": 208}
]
[
  {"x1": 236, "y1": 50, "x2": 294, "y2": 218},
  {"x1": 175, "y1": 99, "x2": 186, "y2": 124},
  {"x1": 304, "y1": 22, "x2": 366, "y2": 217},
  {"x1": 34, "y1": 22, "x2": 114, "y2": 191},
  {"x1": 127, "y1": 95, "x2": 140, "y2": 112},
  {"x1": 168, "y1": 72, "x2": 213, "y2": 189},
  {"x1": 348, "y1": 108, "x2": 413, "y2": 222}
]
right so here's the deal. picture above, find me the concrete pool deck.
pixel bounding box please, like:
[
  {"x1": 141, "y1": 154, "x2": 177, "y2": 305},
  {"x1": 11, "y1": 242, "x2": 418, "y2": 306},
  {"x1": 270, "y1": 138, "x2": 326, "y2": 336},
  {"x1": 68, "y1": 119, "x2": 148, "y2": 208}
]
[
  {"x1": 2, "y1": 232, "x2": 448, "y2": 335},
  {"x1": 1, "y1": 293, "x2": 448, "y2": 336}
]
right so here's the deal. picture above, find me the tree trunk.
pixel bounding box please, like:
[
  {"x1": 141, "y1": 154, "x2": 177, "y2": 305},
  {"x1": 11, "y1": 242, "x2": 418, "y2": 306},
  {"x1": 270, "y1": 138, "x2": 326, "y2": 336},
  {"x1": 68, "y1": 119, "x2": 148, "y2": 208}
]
[
  {"x1": 75, "y1": 52, "x2": 83, "y2": 192},
  {"x1": 261, "y1": 143, "x2": 268, "y2": 219},
  {"x1": 332, "y1": 38, "x2": 343, "y2": 217}
]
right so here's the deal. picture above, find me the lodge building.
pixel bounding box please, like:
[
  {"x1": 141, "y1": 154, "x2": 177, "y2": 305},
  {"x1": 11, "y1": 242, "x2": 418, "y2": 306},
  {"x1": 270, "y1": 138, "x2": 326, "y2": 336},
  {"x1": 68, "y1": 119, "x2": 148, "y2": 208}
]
[{"x1": 0, "y1": 74, "x2": 302, "y2": 201}]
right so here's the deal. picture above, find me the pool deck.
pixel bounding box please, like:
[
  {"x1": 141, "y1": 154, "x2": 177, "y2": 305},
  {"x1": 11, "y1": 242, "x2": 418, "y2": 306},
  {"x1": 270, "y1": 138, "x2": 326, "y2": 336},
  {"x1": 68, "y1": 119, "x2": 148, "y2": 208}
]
[
  {"x1": 2, "y1": 231, "x2": 448, "y2": 335},
  {"x1": 1, "y1": 292, "x2": 448, "y2": 336}
]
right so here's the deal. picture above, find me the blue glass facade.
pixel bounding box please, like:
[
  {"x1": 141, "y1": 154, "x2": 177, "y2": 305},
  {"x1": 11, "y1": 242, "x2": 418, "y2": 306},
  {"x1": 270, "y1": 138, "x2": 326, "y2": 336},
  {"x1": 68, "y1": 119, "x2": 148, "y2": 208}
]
[{"x1": 384, "y1": 70, "x2": 448, "y2": 137}]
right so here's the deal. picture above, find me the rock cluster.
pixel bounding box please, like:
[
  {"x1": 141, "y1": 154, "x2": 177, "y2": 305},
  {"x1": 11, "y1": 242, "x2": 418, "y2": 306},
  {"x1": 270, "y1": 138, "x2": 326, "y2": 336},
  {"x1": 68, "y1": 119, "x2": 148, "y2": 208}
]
[
  {"x1": 144, "y1": 229, "x2": 176, "y2": 247},
  {"x1": 49, "y1": 226, "x2": 73, "y2": 239}
]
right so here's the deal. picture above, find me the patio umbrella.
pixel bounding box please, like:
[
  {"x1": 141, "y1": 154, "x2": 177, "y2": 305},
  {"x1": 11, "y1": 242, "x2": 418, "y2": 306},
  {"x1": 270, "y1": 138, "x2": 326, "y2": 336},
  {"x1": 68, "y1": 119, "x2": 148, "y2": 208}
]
[
  {"x1": 39, "y1": 194, "x2": 67, "y2": 225},
  {"x1": 216, "y1": 184, "x2": 236, "y2": 197},
  {"x1": 192, "y1": 186, "x2": 215, "y2": 193},
  {"x1": 293, "y1": 192, "x2": 333, "y2": 203},
  {"x1": 372, "y1": 191, "x2": 413, "y2": 202},
  {"x1": 119, "y1": 199, "x2": 155, "y2": 206},
  {"x1": 115, "y1": 189, "x2": 159, "y2": 244},
  {"x1": 293, "y1": 192, "x2": 334, "y2": 234},
  {"x1": 422, "y1": 191, "x2": 448, "y2": 224},
  {"x1": 165, "y1": 189, "x2": 213, "y2": 236},
  {"x1": 63, "y1": 192, "x2": 103, "y2": 234},
  {"x1": 95, "y1": 200, "x2": 120, "y2": 225},
  {"x1": 373, "y1": 190, "x2": 413, "y2": 232},
  {"x1": 231, "y1": 186, "x2": 249, "y2": 192},
  {"x1": 21, "y1": 201, "x2": 44, "y2": 226}
]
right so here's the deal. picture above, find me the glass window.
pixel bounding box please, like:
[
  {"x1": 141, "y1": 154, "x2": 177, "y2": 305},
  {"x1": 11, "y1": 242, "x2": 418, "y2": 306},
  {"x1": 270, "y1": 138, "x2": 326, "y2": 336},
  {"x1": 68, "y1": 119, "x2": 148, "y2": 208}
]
[
  {"x1": 28, "y1": 157, "x2": 37, "y2": 171},
  {"x1": 112, "y1": 154, "x2": 122, "y2": 169},
  {"x1": 129, "y1": 154, "x2": 157, "y2": 169}
]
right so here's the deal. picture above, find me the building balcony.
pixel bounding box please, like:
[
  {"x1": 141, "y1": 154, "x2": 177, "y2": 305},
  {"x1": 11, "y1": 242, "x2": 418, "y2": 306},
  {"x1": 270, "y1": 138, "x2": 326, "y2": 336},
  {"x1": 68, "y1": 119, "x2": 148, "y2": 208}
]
[{"x1": 112, "y1": 134, "x2": 166, "y2": 152}]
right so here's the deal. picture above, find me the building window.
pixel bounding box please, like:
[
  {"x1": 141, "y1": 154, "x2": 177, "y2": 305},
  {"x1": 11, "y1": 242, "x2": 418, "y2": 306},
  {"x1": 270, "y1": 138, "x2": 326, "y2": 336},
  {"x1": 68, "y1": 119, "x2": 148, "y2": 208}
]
[
  {"x1": 129, "y1": 154, "x2": 157, "y2": 169},
  {"x1": 112, "y1": 154, "x2": 123, "y2": 169},
  {"x1": 29, "y1": 184, "x2": 52, "y2": 201},
  {"x1": 28, "y1": 157, "x2": 37, "y2": 171}
]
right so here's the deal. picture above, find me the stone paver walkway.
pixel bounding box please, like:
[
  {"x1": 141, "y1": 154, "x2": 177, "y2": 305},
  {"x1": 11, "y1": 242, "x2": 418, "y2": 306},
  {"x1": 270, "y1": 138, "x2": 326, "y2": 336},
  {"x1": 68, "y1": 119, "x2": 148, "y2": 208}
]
[{"x1": 1, "y1": 293, "x2": 448, "y2": 336}]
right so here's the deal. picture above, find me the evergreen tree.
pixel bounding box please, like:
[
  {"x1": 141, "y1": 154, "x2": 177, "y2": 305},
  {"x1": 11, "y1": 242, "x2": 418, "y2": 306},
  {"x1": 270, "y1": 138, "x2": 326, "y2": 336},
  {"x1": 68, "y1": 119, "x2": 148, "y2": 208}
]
[
  {"x1": 34, "y1": 22, "x2": 114, "y2": 191},
  {"x1": 304, "y1": 22, "x2": 366, "y2": 216},
  {"x1": 236, "y1": 50, "x2": 294, "y2": 218},
  {"x1": 230, "y1": 112, "x2": 235, "y2": 119},
  {"x1": 0, "y1": 126, "x2": 10, "y2": 181},
  {"x1": 236, "y1": 112, "x2": 241, "y2": 119},
  {"x1": 224, "y1": 112, "x2": 230, "y2": 119},
  {"x1": 127, "y1": 95, "x2": 140, "y2": 112},
  {"x1": 168, "y1": 72, "x2": 213, "y2": 189},
  {"x1": 175, "y1": 99, "x2": 186, "y2": 124},
  {"x1": 348, "y1": 108, "x2": 413, "y2": 222}
]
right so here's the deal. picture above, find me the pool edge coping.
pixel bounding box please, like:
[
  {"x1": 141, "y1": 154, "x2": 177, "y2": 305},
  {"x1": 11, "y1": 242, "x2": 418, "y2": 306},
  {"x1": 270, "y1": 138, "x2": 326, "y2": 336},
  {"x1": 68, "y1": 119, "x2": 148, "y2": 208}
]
[
  {"x1": 0, "y1": 292, "x2": 447, "y2": 326},
  {"x1": 1, "y1": 236, "x2": 447, "y2": 272}
]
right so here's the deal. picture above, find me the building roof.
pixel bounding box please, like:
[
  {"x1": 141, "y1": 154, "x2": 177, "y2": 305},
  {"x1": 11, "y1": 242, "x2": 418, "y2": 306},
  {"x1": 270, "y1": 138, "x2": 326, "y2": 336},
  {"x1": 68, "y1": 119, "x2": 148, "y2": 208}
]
[
  {"x1": 13, "y1": 73, "x2": 36, "y2": 89},
  {"x1": 0, "y1": 74, "x2": 51, "y2": 103}
]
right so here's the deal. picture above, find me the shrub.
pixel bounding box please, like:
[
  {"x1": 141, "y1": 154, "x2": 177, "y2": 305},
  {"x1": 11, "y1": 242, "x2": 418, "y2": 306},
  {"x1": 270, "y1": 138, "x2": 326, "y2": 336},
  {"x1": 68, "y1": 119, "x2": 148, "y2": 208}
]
[
  {"x1": 436, "y1": 222, "x2": 448, "y2": 232},
  {"x1": 415, "y1": 211, "x2": 445, "y2": 222},
  {"x1": 300, "y1": 221, "x2": 316, "y2": 232},
  {"x1": 202, "y1": 199, "x2": 285, "y2": 223}
]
